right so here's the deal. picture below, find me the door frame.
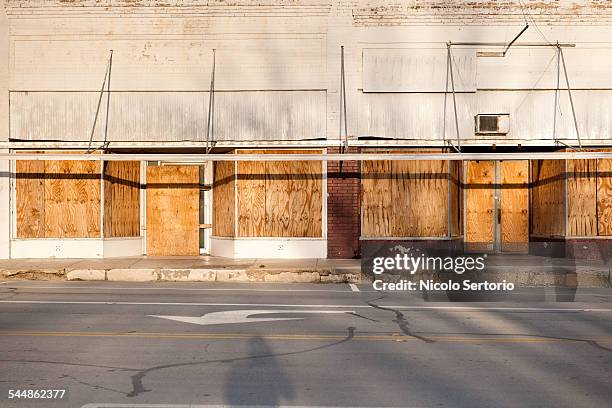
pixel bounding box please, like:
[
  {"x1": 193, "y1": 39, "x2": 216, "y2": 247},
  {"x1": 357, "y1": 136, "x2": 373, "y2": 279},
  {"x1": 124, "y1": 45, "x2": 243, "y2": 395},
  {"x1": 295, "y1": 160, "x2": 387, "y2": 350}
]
[{"x1": 464, "y1": 160, "x2": 529, "y2": 253}]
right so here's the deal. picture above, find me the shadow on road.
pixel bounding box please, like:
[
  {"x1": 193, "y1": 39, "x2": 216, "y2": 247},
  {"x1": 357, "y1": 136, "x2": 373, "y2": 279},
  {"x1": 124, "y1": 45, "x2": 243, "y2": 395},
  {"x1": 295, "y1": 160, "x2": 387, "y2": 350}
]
[{"x1": 224, "y1": 337, "x2": 296, "y2": 406}]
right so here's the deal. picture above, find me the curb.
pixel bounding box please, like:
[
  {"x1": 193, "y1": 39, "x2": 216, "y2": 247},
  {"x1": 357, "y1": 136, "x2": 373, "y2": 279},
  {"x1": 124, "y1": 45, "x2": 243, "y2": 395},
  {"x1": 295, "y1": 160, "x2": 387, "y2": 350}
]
[
  {"x1": 3, "y1": 267, "x2": 610, "y2": 287},
  {"x1": 59, "y1": 267, "x2": 363, "y2": 283}
]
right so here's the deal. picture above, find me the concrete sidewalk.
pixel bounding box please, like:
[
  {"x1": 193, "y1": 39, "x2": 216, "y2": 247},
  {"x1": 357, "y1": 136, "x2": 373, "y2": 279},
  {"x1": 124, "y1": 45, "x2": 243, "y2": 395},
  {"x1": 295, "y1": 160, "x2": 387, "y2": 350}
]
[
  {"x1": 0, "y1": 255, "x2": 610, "y2": 286},
  {"x1": 0, "y1": 256, "x2": 362, "y2": 283}
]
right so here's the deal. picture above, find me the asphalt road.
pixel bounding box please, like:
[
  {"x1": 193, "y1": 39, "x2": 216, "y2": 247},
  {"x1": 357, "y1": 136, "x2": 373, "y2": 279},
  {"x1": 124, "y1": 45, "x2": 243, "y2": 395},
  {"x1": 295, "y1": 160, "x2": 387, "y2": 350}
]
[{"x1": 0, "y1": 281, "x2": 610, "y2": 408}]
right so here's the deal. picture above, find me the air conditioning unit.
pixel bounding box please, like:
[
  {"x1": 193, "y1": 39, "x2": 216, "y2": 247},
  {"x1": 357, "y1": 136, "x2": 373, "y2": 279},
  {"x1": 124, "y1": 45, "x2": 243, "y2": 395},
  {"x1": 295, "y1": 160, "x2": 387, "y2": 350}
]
[{"x1": 475, "y1": 114, "x2": 510, "y2": 135}]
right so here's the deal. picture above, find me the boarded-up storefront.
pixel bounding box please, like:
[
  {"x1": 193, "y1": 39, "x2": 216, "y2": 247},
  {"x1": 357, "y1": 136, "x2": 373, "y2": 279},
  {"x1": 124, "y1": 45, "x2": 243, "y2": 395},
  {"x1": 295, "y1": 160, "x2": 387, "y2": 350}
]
[
  {"x1": 17, "y1": 153, "x2": 101, "y2": 238},
  {"x1": 532, "y1": 156, "x2": 612, "y2": 238},
  {"x1": 361, "y1": 149, "x2": 461, "y2": 239},
  {"x1": 14, "y1": 152, "x2": 142, "y2": 258},
  {"x1": 16, "y1": 153, "x2": 141, "y2": 239},
  {"x1": 211, "y1": 149, "x2": 324, "y2": 258}
]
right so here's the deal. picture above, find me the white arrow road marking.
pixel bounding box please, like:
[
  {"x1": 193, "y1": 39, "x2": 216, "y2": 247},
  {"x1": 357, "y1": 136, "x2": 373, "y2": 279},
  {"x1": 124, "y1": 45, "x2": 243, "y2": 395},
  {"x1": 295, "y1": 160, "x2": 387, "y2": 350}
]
[{"x1": 149, "y1": 309, "x2": 354, "y2": 326}]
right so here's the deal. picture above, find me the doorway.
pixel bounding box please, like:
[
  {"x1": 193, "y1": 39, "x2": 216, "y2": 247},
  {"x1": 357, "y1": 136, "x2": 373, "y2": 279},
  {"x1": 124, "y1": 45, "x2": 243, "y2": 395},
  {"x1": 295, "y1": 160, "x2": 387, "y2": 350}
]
[
  {"x1": 464, "y1": 160, "x2": 529, "y2": 253},
  {"x1": 146, "y1": 164, "x2": 200, "y2": 256}
]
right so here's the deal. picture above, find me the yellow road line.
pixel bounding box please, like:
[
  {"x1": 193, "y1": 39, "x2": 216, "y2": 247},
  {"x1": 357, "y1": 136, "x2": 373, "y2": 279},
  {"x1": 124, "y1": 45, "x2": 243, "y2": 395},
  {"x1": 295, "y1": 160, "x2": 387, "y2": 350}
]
[{"x1": 0, "y1": 331, "x2": 610, "y2": 344}]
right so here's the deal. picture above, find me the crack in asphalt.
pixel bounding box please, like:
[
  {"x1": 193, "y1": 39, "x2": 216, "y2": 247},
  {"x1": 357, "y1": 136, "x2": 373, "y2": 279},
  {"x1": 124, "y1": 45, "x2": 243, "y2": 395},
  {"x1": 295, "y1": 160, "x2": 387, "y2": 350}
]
[
  {"x1": 366, "y1": 293, "x2": 434, "y2": 343},
  {"x1": 0, "y1": 327, "x2": 356, "y2": 398},
  {"x1": 125, "y1": 326, "x2": 356, "y2": 397},
  {"x1": 417, "y1": 331, "x2": 612, "y2": 353},
  {"x1": 59, "y1": 373, "x2": 126, "y2": 396}
]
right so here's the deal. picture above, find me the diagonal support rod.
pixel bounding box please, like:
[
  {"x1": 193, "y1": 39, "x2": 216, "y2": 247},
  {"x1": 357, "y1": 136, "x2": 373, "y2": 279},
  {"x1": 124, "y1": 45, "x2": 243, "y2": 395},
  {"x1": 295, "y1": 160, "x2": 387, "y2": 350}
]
[
  {"x1": 87, "y1": 50, "x2": 113, "y2": 153},
  {"x1": 447, "y1": 43, "x2": 461, "y2": 151},
  {"x1": 205, "y1": 49, "x2": 216, "y2": 154},
  {"x1": 559, "y1": 47, "x2": 582, "y2": 150}
]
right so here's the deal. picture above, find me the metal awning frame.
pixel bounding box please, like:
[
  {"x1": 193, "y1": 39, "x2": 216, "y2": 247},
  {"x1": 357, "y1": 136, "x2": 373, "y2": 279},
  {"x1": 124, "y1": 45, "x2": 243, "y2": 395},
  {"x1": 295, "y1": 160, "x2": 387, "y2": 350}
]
[{"x1": 2, "y1": 152, "x2": 612, "y2": 162}]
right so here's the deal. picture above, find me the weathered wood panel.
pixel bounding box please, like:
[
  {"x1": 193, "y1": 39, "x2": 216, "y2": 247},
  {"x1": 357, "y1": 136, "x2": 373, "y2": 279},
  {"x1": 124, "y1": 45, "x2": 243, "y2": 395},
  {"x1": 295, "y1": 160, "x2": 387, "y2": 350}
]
[
  {"x1": 265, "y1": 160, "x2": 293, "y2": 237},
  {"x1": 146, "y1": 165, "x2": 199, "y2": 256},
  {"x1": 531, "y1": 160, "x2": 566, "y2": 236},
  {"x1": 104, "y1": 161, "x2": 140, "y2": 238},
  {"x1": 285, "y1": 158, "x2": 322, "y2": 237},
  {"x1": 16, "y1": 151, "x2": 102, "y2": 239},
  {"x1": 236, "y1": 150, "x2": 322, "y2": 238},
  {"x1": 237, "y1": 160, "x2": 266, "y2": 237},
  {"x1": 44, "y1": 158, "x2": 101, "y2": 238},
  {"x1": 213, "y1": 159, "x2": 235, "y2": 237},
  {"x1": 362, "y1": 149, "x2": 452, "y2": 238},
  {"x1": 597, "y1": 158, "x2": 612, "y2": 236},
  {"x1": 362, "y1": 160, "x2": 393, "y2": 237},
  {"x1": 449, "y1": 160, "x2": 462, "y2": 237},
  {"x1": 500, "y1": 160, "x2": 529, "y2": 253},
  {"x1": 465, "y1": 161, "x2": 495, "y2": 246},
  {"x1": 393, "y1": 159, "x2": 449, "y2": 237},
  {"x1": 567, "y1": 159, "x2": 597, "y2": 236},
  {"x1": 16, "y1": 154, "x2": 45, "y2": 238}
]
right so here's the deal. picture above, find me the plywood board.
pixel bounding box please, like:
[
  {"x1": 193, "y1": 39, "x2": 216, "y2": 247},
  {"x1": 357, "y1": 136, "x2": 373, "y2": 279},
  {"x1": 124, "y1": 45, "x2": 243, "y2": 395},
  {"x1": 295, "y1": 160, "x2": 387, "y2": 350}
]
[
  {"x1": 44, "y1": 158, "x2": 101, "y2": 238},
  {"x1": 597, "y1": 158, "x2": 612, "y2": 236},
  {"x1": 236, "y1": 150, "x2": 322, "y2": 238},
  {"x1": 146, "y1": 165, "x2": 199, "y2": 256},
  {"x1": 362, "y1": 149, "x2": 452, "y2": 238},
  {"x1": 531, "y1": 160, "x2": 566, "y2": 236},
  {"x1": 465, "y1": 161, "x2": 495, "y2": 246},
  {"x1": 449, "y1": 160, "x2": 462, "y2": 237},
  {"x1": 265, "y1": 160, "x2": 293, "y2": 237},
  {"x1": 392, "y1": 159, "x2": 449, "y2": 237},
  {"x1": 567, "y1": 159, "x2": 597, "y2": 236},
  {"x1": 213, "y1": 160, "x2": 235, "y2": 237},
  {"x1": 104, "y1": 161, "x2": 140, "y2": 237},
  {"x1": 15, "y1": 154, "x2": 45, "y2": 238},
  {"x1": 362, "y1": 160, "x2": 393, "y2": 237},
  {"x1": 500, "y1": 160, "x2": 529, "y2": 253},
  {"x1": 237, "y1": 160, "x2": 266, "y2": 237},
  {"x1": 284, "y1": 158, "x2": 322, "y2": 237}
]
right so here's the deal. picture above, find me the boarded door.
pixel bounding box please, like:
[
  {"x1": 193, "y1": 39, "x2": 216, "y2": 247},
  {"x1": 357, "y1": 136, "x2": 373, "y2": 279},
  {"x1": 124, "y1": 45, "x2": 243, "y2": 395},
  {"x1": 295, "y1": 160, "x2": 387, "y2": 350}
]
[
  {"x1": 465, "y1": 160, "x2": 529, "y2": 253},
  {"x1": 465, "y1": 161, "x2": 495, "y2": 251},
  {"x1": 146, "y1": 165, "x2": 199, "y2": 256},
  {"x1": 500, "y1": 161, "x2": 529, "y2": 253}
]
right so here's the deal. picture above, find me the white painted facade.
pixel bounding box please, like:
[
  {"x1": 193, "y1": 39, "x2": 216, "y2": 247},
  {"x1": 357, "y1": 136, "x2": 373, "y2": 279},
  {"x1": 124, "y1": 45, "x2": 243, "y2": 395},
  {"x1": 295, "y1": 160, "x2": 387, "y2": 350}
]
[
  {"x1": 211, "y1": 237, "x2": 327, "y2": 259},
  {"x1": 2, "y1": 0, "x2": 611, "y2": 146},
  {"x1": 1, "y1": 1, "x2": 612, "y2": 258},
  {"x1": 10, "y1": 237, "x2": 143, "y2": 259}
]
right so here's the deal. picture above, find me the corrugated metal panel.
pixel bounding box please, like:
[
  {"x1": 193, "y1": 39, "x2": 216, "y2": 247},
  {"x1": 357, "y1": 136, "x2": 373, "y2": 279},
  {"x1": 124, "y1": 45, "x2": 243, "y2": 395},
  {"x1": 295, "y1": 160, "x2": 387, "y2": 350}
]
[
  {"x1": 362, "y1": 48, "x2": 477, "y2": 92},
  {"x1": 10, "y1": 91, "x2": 326, "y2": 142},
  {"x1": 359, "y1": 92, "x2": 473, "y2": 139},
  {"x1": 359, "y1": 90, "x2": 612, "y2": 141}
]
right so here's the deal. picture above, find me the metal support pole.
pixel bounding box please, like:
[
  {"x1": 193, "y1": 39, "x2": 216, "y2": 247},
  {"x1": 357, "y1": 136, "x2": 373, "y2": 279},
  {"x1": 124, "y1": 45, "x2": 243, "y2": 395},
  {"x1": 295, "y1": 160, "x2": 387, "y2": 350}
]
[
  {"x1": 447, "y1": 43, "x2": 461, "y2": 151},
  {"x1": 502, "y1": 24, "x2": 529, "y2": 56},
  {"x1": 87, "y1": 50, "x2": 112, "y2": 153},
  {"x1": 559, "y1": 47, "x2": 582, "y2": 149},
  {"x1": 444, "y1": 46, "x2": 460, "y2": 153},
  {"x1": 102, "y1": 49, "x2": 113, "y2": 150},
  {"x1": 206, "y1": 49, "x2": 216, "y2": 154},
  {"x1": 552, "y1": 44, "x2": 560, "y2": 142},
  {"x1": 339, "y1": 45, "x2": 348, "y2": 153}
]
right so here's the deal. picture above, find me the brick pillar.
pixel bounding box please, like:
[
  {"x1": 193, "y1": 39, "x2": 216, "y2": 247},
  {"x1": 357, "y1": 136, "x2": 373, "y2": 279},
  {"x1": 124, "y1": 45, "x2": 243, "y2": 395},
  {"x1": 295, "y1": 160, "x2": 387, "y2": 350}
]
[{"x1": 327, "y1": 147, "x2": 360, "y2": 258}]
